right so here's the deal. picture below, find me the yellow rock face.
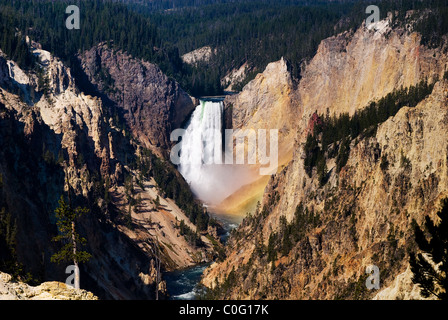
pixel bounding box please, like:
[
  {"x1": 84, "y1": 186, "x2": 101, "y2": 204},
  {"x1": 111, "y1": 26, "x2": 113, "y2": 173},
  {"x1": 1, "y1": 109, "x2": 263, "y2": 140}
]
[
  {"x1": 219, "y1": 57, "x2": 298, "y2": 216},
  {"x1": 218, "y1": 19, "x2": 447, "y2": 219}
]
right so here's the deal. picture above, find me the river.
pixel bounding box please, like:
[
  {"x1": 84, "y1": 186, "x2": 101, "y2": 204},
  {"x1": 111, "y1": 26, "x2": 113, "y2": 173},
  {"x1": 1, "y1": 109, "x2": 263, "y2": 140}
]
[{"x1": 164, "y1": 211, "x2": 243, "y2": 300}]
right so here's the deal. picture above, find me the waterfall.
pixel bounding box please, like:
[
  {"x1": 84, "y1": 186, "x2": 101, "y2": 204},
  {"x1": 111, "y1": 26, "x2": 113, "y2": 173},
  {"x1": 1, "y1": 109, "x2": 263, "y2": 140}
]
[
  {"x1": 178, "y1": 100, "x2": 252, "y2": 205},
  {"x1": 179, "y1": 100, "x2": 224, "y2": 170},
  {"x1": 178, "y1": 100, "x2": 223, "y2": 204}
]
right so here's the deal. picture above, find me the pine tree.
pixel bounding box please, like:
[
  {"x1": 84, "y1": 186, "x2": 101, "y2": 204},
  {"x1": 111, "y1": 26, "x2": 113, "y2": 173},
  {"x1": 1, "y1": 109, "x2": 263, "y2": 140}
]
[
  {"x1": 317, "y1": 156, "x2": 328, "y2": 187},
  {"x1": 410, "y1": 198, "x2": 448, "y2": 300},
  {"x1": 153, "y1": 195, "x2": 160, "y2": 209},
  {"x1": 51, "y1": 195, "x2": 91, "y2": 289}
]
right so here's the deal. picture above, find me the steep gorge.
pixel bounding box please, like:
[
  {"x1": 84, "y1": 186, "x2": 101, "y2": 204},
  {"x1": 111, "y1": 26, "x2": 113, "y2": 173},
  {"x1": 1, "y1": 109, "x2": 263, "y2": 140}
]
[
  {"x1": 2, "y1": 6, "x2": 448, "y2": 301},
  {"x1": 0, "y1": 40, "x2": 216, "y2": 299}
]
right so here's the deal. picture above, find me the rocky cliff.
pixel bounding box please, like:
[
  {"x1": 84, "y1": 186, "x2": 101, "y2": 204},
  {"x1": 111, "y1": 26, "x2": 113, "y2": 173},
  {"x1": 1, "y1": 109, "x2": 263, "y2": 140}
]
[
  {"x1": 296, "y1": 17, "x2": 445, "y2": 140},
  {"x1": 216, "y1": 57, "x2": 298, "y2": 215},
  {"x1": 0, "y1": 46, "x2": 160, "y2": 299},
  {"x1": 225, "y1": 57, "x2": 298, "y2": 163},
  {"x1": 202, "y1": 16, "x2": 448, "y2": 300},
  {"x1": 182, "y1": 46, "x2": 216, "y2": 65},
  {"x1": 79, "y1": 43, "x2": 195, "y2": 156}
]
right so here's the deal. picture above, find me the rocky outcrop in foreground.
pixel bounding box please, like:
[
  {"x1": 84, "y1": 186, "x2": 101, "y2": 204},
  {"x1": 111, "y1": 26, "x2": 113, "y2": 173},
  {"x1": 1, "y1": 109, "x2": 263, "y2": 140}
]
[{"x1": 0, "y1": 272, "x2": 97, "y2": 300}]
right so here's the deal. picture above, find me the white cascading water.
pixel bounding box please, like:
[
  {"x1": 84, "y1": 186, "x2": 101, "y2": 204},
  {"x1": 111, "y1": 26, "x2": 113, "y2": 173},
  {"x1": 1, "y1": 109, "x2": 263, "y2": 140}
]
[
  {"x1": 179, "y1": 100, "x2": 224, "y2": 171},
  {"x1": 178, "y1": 100, "x2": 253, "y2": 205}
]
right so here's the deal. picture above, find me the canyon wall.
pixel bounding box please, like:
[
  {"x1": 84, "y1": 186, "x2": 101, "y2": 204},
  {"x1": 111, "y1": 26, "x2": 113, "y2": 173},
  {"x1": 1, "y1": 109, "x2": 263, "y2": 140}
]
[
  {"x1": 217, "y1": 57, "x2": 299, "y2": 215},
  {"x1": 0, "y1": 42, "x2": 212, "y2": 299},
  {"x1": 202, "y1": 17, "x2": 448, "y2": 299}
]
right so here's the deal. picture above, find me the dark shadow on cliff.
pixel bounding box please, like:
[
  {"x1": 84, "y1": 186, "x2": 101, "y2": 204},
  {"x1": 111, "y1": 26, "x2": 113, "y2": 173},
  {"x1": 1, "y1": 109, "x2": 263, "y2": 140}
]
[{"x1": 0, "y1": 103, "x2": 65, "y2": 284}]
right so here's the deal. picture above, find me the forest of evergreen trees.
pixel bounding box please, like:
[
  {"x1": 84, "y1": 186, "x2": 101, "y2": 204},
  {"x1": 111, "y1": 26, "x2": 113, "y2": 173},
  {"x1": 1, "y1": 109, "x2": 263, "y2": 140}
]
[
  {"x1": 148, "y1": 0, "x2": 358, "y2": 88},
  {"x1": 0, "y1": 0, "x2": 186, "y2": 90},
  {"x1": 267, "y1": 202, "x2": 321, "y2": 262},
  {"x1": 147, "y1": 0, "x2": 448, "y2": 91},
  {"x1": 1, "y1": 0, "x2": 448, "y2": 96}
]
